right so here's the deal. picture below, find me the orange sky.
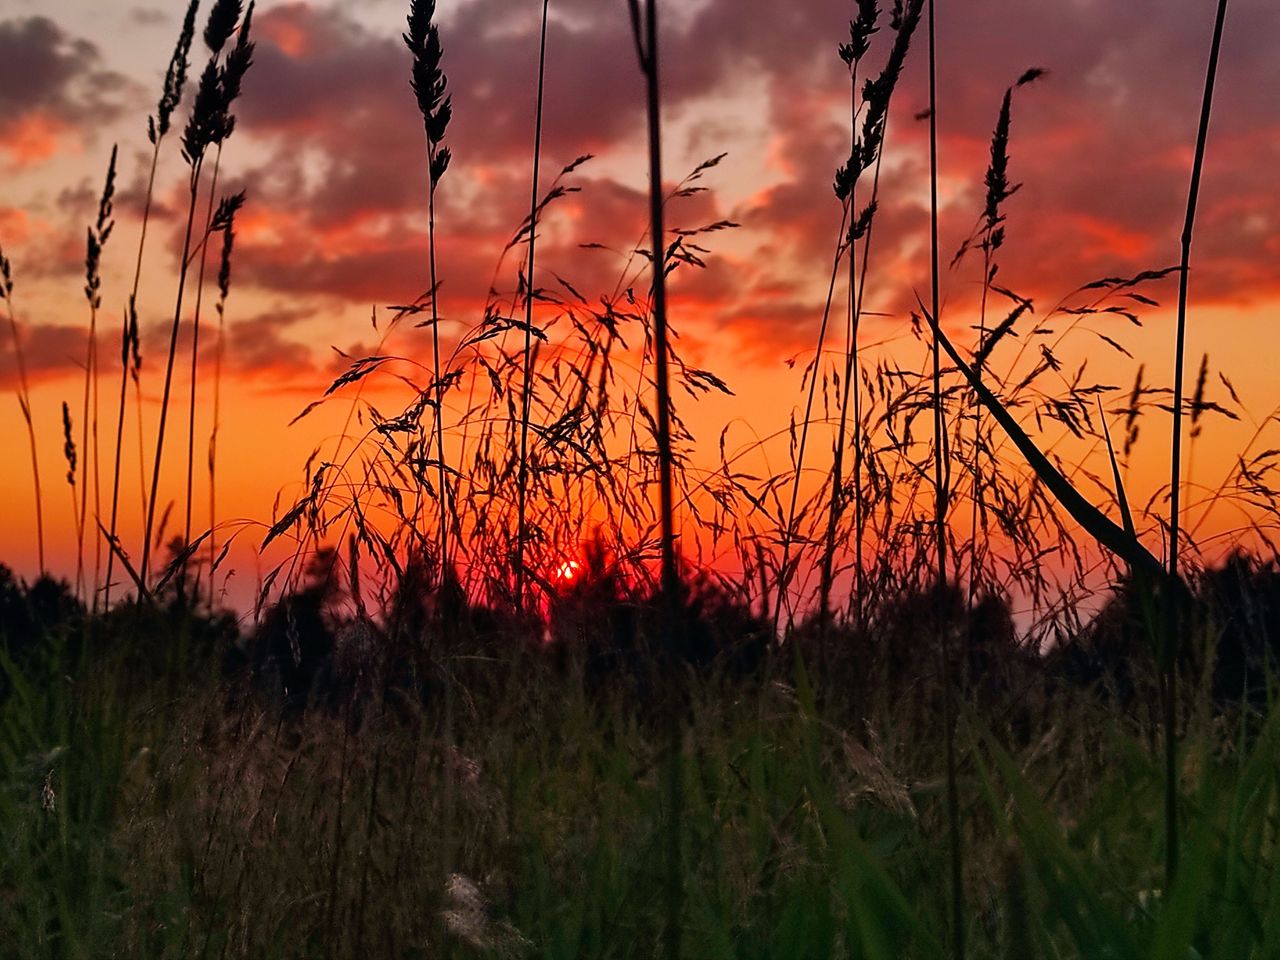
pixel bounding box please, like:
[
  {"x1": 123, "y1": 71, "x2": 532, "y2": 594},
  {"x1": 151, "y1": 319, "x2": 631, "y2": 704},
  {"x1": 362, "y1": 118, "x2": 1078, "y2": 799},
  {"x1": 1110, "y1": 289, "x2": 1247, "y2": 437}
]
[{"x1": 1, "y1": 0, "x2": 1278, "y2": 613}]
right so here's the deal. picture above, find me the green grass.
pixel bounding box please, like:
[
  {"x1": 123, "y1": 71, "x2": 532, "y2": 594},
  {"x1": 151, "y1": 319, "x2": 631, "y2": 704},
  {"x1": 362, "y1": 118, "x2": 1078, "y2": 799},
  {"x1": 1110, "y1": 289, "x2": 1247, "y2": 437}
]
[{"x1": 3, "y1": 619, "x2": 1278, "y2": 960}]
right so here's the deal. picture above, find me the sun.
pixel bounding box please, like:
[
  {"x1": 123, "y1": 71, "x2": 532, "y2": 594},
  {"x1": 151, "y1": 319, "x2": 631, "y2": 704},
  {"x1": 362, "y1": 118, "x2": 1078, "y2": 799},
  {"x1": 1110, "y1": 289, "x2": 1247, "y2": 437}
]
[{"x1": 554, "y1": 559, "x2": 583, "y2": 585}]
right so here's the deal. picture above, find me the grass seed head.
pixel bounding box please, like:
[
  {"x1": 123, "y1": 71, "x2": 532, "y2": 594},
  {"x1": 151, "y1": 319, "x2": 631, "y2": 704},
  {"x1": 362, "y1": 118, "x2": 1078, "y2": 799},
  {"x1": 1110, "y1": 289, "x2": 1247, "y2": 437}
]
[
  {"x1": 151, "y1": 0, "x2": 200, "y2": 144},
  {"x1": 61, "y1": 401, "x2": 77, "y2": 485},
  {"x1": 405, "y1": 0, "x2": 452, "y2": 184},
  {"x1": 0, "y1": 244, "x2": 12, "y2": 299},
  {"x1": 203, "y1": 0, "x2": 243, "y2": 55},
  {"x1": 84, "y1": 145, "x2": 117, "y2": 309},
  {"x1": 840, "y1": 0, "x2": 880, "y2": 65}
]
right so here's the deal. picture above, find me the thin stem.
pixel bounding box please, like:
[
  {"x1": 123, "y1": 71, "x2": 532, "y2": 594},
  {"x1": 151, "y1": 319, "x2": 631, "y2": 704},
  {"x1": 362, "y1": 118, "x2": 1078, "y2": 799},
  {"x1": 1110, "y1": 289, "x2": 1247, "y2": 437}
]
[
  {"x1": 819, "y1": 64, "x2": 860, "y2": 658},
  {"x1": 91, "y1": 310, "x2": 103, "y2": 607},
  {"x1": 774, "y1": 209, "x2": 851, "y2": 634},
  {"x1": 633, "y1": 2, "x2": 681, "y2": 956},
  {"x1": 2, "y1": 292, "x2": 45, "y2": 575},
  {"x1": 642, "y1": 0, "x2": 677, "y2": 611},
  {"x1": 185, "y1": 144, "x2": 224, "y2": 598},
  {"x1": 142, "y1": 163, "x2": 204, "y2": 586},
  {"x1": 927, "y1": 1, "x2": 964, "y2": 956},
  {"x1": 77, "y1": 303, "x2": 97, "y2": 603},
  {"x1": 1165, "y1": 0, "x2": 1229, "y2": 888},
  {"x1": 426, "y1": 175, "x2": 448, "y2": 581},
  {"x1": 208, "y1": 297, "x2": 226, "y2": 604},
  {"x1": 515, "y1": 0, "x2": 551, "y2": 614},
  {"x1": 106, "y1": 301, "x2": 135, "y2": 608},
  {"x1": 968, "y1": 243, "x2": 991, "y2": 607}
]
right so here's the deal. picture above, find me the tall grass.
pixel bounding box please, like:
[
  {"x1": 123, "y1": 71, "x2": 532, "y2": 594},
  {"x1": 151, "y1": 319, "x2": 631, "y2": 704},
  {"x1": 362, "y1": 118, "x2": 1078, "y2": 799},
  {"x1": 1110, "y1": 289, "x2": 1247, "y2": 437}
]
[
  {"x1": 77, "y1": 145, "x2": 117, "y2": 609},
  {"x1": 141, "y1": 0, "x2": 253, "y2": 585},
  {"x1": 628, "y1": 1, "x2": 683, "y2": 954},
  {"x1": 515, "y1": 0, "x2": 553, "y2": 614},
  {"x1": 207, "y1": 192, "x2": 243, "y2": 603},
  {"x1": 405, "y1": 0, "x2": 454, "y2": 579},
  {"x1": 0, "y1": 3, "x2": 1270, "y2": 958},
  {"x1": 819, "y1": 1, "x2": 877, "y2": 645},
  {"x1": 923, "y1": 2, "x2": 965, "y2": 955},
  {"x1": 0, "y1": 247, "x2": 46, "y2": 575},
  {"x1": 1164, "y1": 0, "x2": 1230, "y2": 886},
  {"x1": 822, "y1": 1, "x2": 877, "y2": 640},
  {"x1": 6, "y1": 565, "x2": 1280, "y2": 958},
  {"x1": 102, "y1": 0, "x2": 198, "y2": 604},
  {"x1": 182, "y1": 1, "x2": 254, "y2": 589}
]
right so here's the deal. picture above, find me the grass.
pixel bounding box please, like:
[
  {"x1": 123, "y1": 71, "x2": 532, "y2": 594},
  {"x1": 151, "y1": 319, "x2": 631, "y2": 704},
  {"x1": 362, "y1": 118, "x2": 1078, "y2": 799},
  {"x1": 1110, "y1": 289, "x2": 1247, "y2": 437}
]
[
  {"x1": 3, "y1": 574, "x2": 1280, "y2": 958},
  {"x1": 1, "y1": 243, "x2": 46, "y2": 576},
  {"x1": 0, "y1": 0, "x2": 1270, "y2": 956}
]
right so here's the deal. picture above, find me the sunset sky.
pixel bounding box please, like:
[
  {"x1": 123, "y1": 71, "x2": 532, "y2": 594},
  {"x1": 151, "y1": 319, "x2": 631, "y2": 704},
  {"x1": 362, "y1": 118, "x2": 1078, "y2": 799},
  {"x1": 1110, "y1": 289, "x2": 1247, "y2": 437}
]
[{"x1": 1, "y1": 0, "x2": 1277, "y2": 607}]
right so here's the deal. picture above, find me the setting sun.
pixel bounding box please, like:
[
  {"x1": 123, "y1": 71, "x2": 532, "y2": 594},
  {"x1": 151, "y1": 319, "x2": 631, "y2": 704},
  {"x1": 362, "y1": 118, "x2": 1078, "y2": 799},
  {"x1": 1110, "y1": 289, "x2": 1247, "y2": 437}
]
[{"x1": 554, "y1": 559, "x2": 583, "y2": 585}]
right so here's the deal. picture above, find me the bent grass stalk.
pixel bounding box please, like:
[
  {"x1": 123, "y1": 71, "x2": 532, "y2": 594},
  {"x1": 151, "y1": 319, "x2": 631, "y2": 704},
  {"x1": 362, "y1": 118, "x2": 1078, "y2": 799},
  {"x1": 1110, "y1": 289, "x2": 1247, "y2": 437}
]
[{"x1": 0, "y1": 249, "x2": 46, "y2": 576}]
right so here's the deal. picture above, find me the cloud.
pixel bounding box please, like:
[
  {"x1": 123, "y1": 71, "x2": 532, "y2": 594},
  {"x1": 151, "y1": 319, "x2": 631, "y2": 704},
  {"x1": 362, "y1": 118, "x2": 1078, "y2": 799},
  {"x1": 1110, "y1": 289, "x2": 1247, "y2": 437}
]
[
  {"x1": 0, "y1": 319, "x2": 84, "y2": 390},
  {"x1": 0, "y1": 17, "x2": 132, "y2": 167},
  {"x1": 128, "y1": 7, "x2": 169, "y2": 28},
  {"x1": 162, "y1": 0, "x2": 1279, "y2": 364}
]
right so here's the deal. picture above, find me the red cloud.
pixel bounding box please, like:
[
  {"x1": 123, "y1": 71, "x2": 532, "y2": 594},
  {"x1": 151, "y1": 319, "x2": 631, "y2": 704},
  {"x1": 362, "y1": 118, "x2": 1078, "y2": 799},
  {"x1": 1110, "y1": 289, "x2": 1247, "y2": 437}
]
[
  {"x1": 0, "y1": 17, "x2": 129, "y2": 167},
  {"x1": 0, "y1": 113, "x2": 74, "y2": 169}
]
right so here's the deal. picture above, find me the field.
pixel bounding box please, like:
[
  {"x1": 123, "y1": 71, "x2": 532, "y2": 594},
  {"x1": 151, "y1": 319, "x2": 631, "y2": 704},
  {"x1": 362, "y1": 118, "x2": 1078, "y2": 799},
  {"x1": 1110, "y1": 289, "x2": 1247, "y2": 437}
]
[{"x1": 3, "y1": 0, "x2": 1279, "y2": 957}]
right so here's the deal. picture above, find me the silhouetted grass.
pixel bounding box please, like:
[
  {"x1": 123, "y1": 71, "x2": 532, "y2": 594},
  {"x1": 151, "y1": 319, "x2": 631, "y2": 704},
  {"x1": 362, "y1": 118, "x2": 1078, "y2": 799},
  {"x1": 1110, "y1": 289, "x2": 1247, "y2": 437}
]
[{"x1": 1, "y1": 0, "x2": 1271, "y2": 957}]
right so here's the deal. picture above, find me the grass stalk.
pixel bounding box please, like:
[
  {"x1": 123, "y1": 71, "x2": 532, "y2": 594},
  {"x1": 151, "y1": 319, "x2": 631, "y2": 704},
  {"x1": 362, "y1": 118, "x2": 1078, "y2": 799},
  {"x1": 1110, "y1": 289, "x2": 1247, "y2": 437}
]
[
  {"x1": 184, "y1": 144, "x2": 224, "y2": 595},
  {"x1": 207, "y1": 193, "x2": 242, "y2": 604},
  {"x1": 142, "y1": 2, "x2": 252, "y2": 586},
  {"x1": 515, "y1": 0, "x2": 552, "y2": 614},
  {"x1": 208, "y1": 312, "x2": 224, "y2": 605},
  {"x1": 106, "y1": 0, "x2": 198, "y2": 605},
  {"x1": 406, "y1": 0, "x2": 453, "y2": 582},
  {"x1": 825, "y1": 2, "x2": 890, "y2": 637},
  {"x1": 926, "y1": 1, "x2": 964, "y2": 955},
  {"x1": 79, "y1": 145, "x2": 117, "y2": 610},
  {"x1": 774, "y1": 211, "x2": 850, "y2": 634},
  {"x1": 0, "y1": 249, "x2": 46, "y2": 575},
  {"x1": 141, "y1": 164, "x2": 203, "y2": 586},
  {"x1": 629, "y1": 0, "x2": 682, "y2": 953},
  {"x1": 1165, "y1": 0, "x2": 1230, "y2": 887},
  {"x1": 819, "y1": 53, "x2": 862, "y2": 654}
]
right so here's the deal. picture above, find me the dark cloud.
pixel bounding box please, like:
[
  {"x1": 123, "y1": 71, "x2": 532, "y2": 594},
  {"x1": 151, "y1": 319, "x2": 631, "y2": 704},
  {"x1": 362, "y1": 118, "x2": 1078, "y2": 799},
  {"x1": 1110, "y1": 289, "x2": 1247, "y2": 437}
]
[
  {"x1": 205, "y1": 0, "x2": 1279, "y2": 358},
  {"x1": 0, "y1": 17, "x2": 132, "y2": 163},
  {"x1": 0, "y1": 320, "x2": 84, "y2": 389},
  {"x1": 223, "y1": 306, "x2": 324, "y2": 379}
]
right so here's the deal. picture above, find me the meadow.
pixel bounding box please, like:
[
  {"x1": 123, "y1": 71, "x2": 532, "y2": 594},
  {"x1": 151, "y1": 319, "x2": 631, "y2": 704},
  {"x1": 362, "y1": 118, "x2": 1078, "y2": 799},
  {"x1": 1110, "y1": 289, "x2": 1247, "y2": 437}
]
[{"x1": 4, "y1": 0, "x2": 1280, "y2": 957}]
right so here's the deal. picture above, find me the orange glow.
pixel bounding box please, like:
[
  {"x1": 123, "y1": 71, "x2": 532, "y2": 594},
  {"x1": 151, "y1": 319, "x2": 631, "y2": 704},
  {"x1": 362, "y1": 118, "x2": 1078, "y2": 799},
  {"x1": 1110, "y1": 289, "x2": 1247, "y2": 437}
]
[
  {"x1": 0, "y1": 207, "x2": 30, "y2": 242},
  {"x1": 554, "y1": 559, "x2": 583, "y2": 585},
  {"x1": 259, "y1": 15, "x2": 311, "y2": 58},
  {"x1": 1070, "y1": 213, "x2": 1153, "y2": 261},
  {"x1": 0, "y1": 114, "x2": 71, "y2": 168}
]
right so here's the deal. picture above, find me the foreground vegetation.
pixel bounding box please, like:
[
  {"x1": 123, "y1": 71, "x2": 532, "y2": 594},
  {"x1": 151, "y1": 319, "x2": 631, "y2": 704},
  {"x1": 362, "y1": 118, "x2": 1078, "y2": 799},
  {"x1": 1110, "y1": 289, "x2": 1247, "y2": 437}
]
[{"x1": 3, "y1": 558, "x2": 1280, "y2": 959}]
